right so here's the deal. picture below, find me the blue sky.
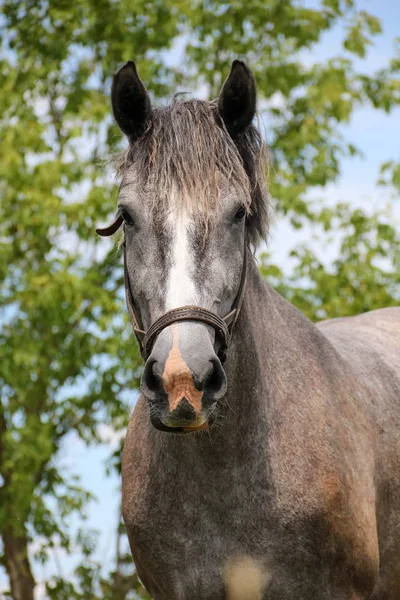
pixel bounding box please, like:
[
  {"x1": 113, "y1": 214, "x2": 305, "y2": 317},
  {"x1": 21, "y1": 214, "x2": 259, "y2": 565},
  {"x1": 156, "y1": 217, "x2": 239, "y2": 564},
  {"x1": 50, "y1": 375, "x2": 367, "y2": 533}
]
[{"x1": 1, "y1": 1, "x2": 399, "y2": 596}]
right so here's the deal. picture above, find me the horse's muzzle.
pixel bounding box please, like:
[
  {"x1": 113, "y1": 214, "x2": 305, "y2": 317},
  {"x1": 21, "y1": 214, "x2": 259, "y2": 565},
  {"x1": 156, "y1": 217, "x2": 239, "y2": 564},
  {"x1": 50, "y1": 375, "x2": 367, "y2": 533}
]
[
  {"x1": 149, "y1": 397, "x2": 217, "y2": 434},
  {"x1": 141, "y1": 330, "x2": 227, "y2": 433}
]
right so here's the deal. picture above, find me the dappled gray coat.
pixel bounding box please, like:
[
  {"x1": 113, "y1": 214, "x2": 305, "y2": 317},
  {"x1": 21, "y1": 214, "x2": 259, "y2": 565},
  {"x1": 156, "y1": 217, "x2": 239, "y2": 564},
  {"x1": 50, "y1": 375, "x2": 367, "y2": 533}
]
[{"x1": 100, "y1": 60, "x2": 400, "y2": 600}]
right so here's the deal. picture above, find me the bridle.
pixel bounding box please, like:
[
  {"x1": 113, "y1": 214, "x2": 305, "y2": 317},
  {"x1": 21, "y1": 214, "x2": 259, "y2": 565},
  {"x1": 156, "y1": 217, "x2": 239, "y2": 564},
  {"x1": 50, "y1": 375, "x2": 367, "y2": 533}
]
[{"x1": 96, "y1": 215, "x2": 248, "y2": 363}]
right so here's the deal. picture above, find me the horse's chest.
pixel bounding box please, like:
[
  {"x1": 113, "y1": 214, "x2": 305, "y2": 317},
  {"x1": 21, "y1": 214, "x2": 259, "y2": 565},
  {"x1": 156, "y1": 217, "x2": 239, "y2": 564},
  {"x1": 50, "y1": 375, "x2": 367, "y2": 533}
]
[
  {"x1": 125, "y1": 457, "x2": 272, "y2": 599},
  {"x1": 122, "y1": 415, "x2": 378, "y2": 599},
  {"x1": 126, "y1": 452, "x2": 272, "y2": 550},
  {"x1": 124, "y1": 436, "x2": 269, "y2": 556}
]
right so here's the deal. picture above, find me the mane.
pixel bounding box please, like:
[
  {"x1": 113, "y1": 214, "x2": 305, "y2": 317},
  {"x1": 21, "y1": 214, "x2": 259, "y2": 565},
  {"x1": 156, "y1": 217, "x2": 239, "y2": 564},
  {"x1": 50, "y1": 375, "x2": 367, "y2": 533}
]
[{"x1": 112, "y1": 99, "x2": 270, "y2": 246}]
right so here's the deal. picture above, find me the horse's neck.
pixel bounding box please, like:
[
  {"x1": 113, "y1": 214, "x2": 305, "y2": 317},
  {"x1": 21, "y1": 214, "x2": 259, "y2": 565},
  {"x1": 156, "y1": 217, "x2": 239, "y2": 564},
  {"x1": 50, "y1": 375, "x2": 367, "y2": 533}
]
[
  {"x1": 225, "y1": 255, "x2": 330, "y2": 420},
  {"x1": 151, "y1": 256, "x2": 336, "y2": 455}
]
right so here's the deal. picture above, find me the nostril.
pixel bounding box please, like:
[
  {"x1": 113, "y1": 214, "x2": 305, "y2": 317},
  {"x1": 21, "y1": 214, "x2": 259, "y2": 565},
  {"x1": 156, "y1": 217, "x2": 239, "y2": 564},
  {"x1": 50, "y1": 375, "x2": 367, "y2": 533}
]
[
  {"x1": 141, "y1": 359, "x2": 164, "y2": 400},
  {"x1": 203, "y1": 357, "x2": 227, "y2": 400}
]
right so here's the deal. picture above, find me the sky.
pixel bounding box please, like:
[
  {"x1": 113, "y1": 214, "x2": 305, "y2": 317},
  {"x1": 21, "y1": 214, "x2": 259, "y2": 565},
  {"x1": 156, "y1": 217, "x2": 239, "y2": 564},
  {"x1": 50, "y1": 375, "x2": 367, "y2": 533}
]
[
  {"x1": 1, "y1": 0, "x2": 400, "y2": 597},
  {"x1": 269, "y1": 0, "x2": 400, "y2": 267}
]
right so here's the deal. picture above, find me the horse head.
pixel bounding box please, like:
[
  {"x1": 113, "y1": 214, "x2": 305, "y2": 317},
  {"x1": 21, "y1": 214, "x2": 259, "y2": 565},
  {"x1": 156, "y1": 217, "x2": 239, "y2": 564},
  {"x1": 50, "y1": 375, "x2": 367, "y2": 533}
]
[{"x1": 98, "y1": 60, "x2": 269, "y2": 432}]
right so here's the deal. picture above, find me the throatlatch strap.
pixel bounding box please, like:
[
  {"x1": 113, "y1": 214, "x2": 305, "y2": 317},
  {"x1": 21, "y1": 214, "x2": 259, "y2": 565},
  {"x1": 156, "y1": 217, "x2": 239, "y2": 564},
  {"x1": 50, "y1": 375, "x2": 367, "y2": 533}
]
[{"x1": 123, "y1": 246, "x2": 146, "y2": 352}]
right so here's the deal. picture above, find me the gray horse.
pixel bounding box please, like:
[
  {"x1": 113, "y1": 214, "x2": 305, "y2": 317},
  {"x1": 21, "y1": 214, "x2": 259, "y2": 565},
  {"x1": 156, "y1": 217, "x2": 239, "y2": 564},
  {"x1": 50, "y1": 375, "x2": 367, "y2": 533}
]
[{"x1": 98, "y1": 60, "x2": 400, "y2": 599}]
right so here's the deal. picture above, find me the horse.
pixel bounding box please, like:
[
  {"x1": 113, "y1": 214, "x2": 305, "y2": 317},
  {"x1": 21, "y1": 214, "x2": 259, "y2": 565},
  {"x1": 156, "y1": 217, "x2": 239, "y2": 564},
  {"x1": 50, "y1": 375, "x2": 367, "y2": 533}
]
[{"x1": 97, "y1": 60, "x2": 400, "y2": 599}]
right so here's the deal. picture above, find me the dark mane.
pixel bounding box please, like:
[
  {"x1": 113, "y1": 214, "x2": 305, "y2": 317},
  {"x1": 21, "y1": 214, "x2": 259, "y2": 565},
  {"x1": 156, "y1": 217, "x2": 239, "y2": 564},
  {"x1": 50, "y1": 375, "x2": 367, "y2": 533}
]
[{"x1": 113, "y1": 99, "x2": 270, "y2": 245}]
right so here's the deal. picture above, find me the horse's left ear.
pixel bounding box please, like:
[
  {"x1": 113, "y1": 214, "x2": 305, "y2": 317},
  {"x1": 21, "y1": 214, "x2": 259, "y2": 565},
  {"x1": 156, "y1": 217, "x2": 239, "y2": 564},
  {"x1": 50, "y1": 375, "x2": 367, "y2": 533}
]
[
  {"x1": 111, "y1": 61, "x2": 152, "y2": 142},
  {"x1": 218, "y1": 60, "x2": 256, "y2": 135}
]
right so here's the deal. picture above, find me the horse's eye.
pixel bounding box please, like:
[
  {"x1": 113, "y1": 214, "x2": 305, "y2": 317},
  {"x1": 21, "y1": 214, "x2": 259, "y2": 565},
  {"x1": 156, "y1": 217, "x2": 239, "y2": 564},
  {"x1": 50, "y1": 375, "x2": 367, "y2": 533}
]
[
  {"x1": 120, "y1": 209, "x2": 134, "y2": 226},
  {"x1": 234, "y1": 205, "x2": 246, "y2": 223}
]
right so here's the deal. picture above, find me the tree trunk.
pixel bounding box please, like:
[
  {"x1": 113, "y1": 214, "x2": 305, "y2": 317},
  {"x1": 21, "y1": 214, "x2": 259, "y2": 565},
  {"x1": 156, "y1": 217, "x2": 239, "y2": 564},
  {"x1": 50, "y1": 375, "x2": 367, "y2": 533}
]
[{"x1": 2, "y1": 527, "x2": 35, "y2": 600}]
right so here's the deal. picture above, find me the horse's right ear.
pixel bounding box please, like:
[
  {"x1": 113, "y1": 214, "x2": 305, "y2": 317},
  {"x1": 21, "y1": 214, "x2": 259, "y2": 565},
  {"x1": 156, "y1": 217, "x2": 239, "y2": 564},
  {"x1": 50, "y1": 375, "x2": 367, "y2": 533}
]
[
  {"x1": 111, "y1": 61, "x2": 152, "y2": 142},
  {"x1": 218, "y1": 60, "x2": 256, "y2": 135}
]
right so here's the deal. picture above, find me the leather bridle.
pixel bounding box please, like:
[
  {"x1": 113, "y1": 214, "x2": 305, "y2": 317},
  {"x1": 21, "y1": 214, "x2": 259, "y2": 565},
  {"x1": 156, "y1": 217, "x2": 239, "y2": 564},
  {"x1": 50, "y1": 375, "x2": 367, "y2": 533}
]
[{"x1": 96, "y1": 215, "x2": 248, "y2": 363}]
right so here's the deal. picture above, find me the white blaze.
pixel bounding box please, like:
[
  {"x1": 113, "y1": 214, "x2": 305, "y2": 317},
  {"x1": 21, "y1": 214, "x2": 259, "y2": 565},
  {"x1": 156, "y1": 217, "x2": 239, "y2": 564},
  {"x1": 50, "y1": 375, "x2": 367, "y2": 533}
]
[{"x1": 165, "y1": 211, "x2": 197, "y2": 310}]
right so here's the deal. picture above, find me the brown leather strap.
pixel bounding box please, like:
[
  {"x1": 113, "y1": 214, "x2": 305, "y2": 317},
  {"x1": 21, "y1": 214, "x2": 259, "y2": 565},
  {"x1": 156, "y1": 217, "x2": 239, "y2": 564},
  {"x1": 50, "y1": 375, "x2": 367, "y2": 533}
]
[
  {"x1": 226, "y1": 239, "x2": 248, "y2": 331},
  {"x1": 96, "y1": 215, "x2": 123, "y2": 237},
  {"x1": 143, "y1": 305, "x2": 231, "y2": 362},
  {"x1": 123, "y1": 245, "x2": 146, "y2": 349},
  {"x1": 96, "y1": 215, "x2": 248, "y2": 362}
]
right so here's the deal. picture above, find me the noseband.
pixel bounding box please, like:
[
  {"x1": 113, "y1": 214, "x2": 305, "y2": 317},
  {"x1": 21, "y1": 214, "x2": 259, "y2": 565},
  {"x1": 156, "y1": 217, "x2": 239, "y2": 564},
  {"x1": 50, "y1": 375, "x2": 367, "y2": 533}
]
[{"x1": 96, "y1": 215, "x2": 247, "y2": 363}]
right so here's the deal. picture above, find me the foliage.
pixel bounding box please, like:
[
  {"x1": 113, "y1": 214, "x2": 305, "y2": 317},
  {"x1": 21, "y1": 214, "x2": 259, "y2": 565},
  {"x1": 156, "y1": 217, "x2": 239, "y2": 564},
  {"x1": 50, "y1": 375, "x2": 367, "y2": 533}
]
[
  {"x1": 0, "y1": 0, "x2": 399, "y2": 598},
  {"x1": 0, "y1": 0, "x2": 158, "y2": 597},
  {"x1": 45, "y1": 521, "x2": 150, "y2": 599},
  {"x1": 260, "y1": 203, "x2": 400, "y2": 321}
]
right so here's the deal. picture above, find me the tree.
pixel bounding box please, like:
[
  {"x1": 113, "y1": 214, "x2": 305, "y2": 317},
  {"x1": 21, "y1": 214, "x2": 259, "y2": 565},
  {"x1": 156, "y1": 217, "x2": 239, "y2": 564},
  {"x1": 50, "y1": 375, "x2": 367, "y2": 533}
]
[
  {"x1": 0, "y1": 0, "x2": 399, "y2": 597},
  {"x1": 0, "y1": 0, "x2": 175, "y2": 597}
]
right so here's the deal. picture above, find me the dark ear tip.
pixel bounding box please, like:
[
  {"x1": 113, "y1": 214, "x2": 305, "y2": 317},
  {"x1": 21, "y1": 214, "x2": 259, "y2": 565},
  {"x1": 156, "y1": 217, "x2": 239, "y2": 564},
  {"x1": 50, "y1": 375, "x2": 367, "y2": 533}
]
[
  {"x1": 230, "y1": 60, "x2": 253, "y2": 76},
  {"x1": 114, "y1": 60, "x2": 138, "y2": 77},
  {"x1": 225, "y1": 60, "x2": 255, "y2": 87},
  {"x1": 231, "y1": 59, "x2": 248, "y2": 69}
]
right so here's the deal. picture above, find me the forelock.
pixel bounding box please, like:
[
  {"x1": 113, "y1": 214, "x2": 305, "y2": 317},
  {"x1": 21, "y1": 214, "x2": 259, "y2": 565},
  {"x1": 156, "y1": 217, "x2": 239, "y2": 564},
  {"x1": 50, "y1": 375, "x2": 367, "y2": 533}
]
[{"x1": 112, "y1": 99, "x2": 270, "y2": 245}]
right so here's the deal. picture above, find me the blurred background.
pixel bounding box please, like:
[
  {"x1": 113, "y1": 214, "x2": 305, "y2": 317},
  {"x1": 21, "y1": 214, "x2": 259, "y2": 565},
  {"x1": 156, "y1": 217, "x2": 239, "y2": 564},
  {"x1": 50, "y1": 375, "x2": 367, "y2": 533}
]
[{"x1": 0, "y1": 0, "x2": 399, "y2": 598}]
